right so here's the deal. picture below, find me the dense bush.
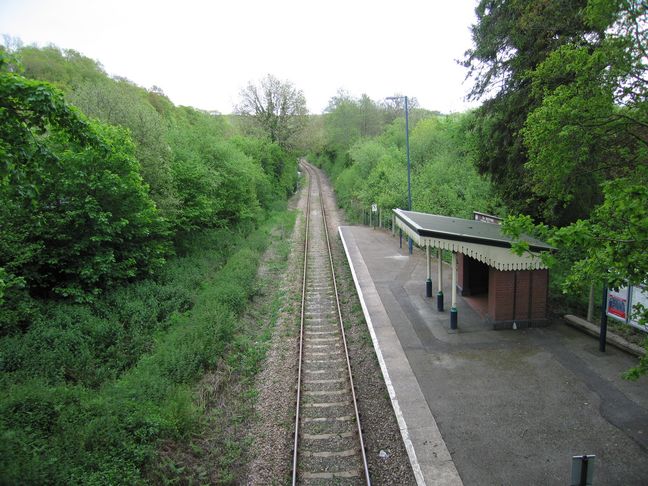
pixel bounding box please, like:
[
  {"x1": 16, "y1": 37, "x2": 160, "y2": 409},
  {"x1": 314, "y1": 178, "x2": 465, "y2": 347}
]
[
  {"x1": 0, "y1": 46, "x2": 297, "y2": 315},
  {"x1": 0, "y1": 211, "x2": 294, "y2": 484},
  {"x1": 0, "y1": 65, "x2": 170, "y2": 307},
  {"x1": 317, "y1": 109, "x2": 499, "y2": 219}
]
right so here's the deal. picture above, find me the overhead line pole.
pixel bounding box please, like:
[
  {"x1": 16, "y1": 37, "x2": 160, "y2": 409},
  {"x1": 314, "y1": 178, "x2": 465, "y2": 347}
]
[
  {"x1": 387, "y1": 95, "x2": 413, "y2": 255},
  {"x1": 405, "y1": 96, "x2": 412, "y2": 255},
  {"x1": 405, "y1": 95, "x2": 411, "y2": 213}
]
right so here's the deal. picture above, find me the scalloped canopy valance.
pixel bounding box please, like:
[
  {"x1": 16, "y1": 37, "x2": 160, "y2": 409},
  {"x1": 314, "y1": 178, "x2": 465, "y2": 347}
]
[{"x1": 393, "y1": 209, "x2": 552, "y2": 271}]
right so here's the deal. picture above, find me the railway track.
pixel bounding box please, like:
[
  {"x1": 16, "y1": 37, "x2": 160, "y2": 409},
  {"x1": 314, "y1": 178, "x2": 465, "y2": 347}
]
[{"x1": 292, "y1": 162, "x2": 371, "y2": 485}]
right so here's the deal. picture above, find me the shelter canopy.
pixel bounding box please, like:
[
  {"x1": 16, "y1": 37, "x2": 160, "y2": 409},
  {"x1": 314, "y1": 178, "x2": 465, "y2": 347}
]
[{"x1": 393, "y1": 209, "x2": 553, "y2": 271}]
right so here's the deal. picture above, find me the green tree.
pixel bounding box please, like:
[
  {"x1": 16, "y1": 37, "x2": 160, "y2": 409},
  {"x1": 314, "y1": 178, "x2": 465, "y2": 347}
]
[
  {"x1": 358, "y1": 94, "x2": 384, "y2": 138},
  {"x1": 166, "y1": 105, "x2": 272, "y2": 236},
  {"x1": 323, "y1": 91, "x2": 363, "y2": 158},
  {"x1": 69, "y1": 78, "x2": 178, "y2": 217},
  {"x1": 522, "y1": 0, "x2": 647, "y2": 219},
  {"x1": 499, "y1": 0, "x2": 648, "y2": 376},
  {"x1": 464, "y1": 0, "x2": 598, "y2": 224},
  {"x1": 0, "y1": 59, "x2": 169, "y2": 303},
  {"x1": 410, "y1": 113, "x2": 498, "y2": 218},
  {"x1": 18, "y1": 44, "x2": 106, "y2": 92},
  {"x1": 236, "y1": 74, "x2": 308, "y2": 149}
]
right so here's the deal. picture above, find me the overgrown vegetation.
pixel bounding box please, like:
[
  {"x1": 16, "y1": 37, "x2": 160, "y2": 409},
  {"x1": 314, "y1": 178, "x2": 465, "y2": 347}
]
[
  {"x1": 0, "y1": 44, "x2": 299, "y2": 484},
  {"x1": 309, "y1": 92, "x2": 500, "y2": 220},
  {"x1": 151, "y1": 211, "x2": 296, "y2": 484},
  {"x1": 0, "y1": 214, "x2": 295, "y2": 484}
]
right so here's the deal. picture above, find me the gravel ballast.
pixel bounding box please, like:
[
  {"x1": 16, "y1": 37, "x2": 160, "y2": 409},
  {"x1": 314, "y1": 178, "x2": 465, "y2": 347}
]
[{"x1": 245, "y1": 163, "x2": 416, "y2": 485}]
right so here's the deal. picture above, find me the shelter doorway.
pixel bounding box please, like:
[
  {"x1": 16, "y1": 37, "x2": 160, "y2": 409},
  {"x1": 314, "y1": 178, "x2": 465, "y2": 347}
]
[
  {"x1": 460, "y1": 255, "x2": 489, "y2": 297},
  {"x1": 458, "y1": 254, "x2": 490, "y2": 317}
]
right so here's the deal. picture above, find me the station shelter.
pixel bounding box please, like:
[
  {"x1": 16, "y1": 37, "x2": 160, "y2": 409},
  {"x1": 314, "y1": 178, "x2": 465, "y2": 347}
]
[{"x1": 393, "y1": 209, "x2": 553, "y2": 329}]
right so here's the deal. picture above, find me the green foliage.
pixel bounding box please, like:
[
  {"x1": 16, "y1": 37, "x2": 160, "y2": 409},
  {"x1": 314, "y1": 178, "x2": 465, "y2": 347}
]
[
  {"x1": 503, "y1": 166, "x2": 648, "y2": 377},
  {"x1": 19, "y1": 45, "x2": 106, "y2": 92},
  {"x1": 327, "y1": 110, "x2": 499, "y2": 220},
  {"x1": 0, "y1": 67, "x2": 170, "y2": 305},
  {"x1": 231, "y1": 135, "x2": 298, "y2": 199},
  {"x1": 551, "y1": 169, "x2": 648, "y2": 293},
  {"x1": 410, "y1": 114, "x2": 497, "y2": 218},
  {"x1": 69, "y1": 78, "x2": 178, "y2": 216},
  {"x1": 467, "y1": 0, "x2": 648, "y2": 376},
  {"x1": 1, "y1": 120, "x2": 170, "y2": 302},
  {"x1": 323, "y1": 91, "x2": 392, "y2": 155},
  {"x1": 0, "y1": 41, "x2": 303, "y2": 484},
  {"x1": 0, "y1": 210, "x2": 284, "y2": 483},
  {"x1": 0, "y1": 45, "x2": 299, "y2": 311},
  {"x1": 0, "y1": 55, "x2": 100, "y2": 189},
  {"x1": 522, "y1": 1, "x2": 647, "y2": 220},
  {"x1": 463, "y1": 0, "x2": 604, "y2": 224}
]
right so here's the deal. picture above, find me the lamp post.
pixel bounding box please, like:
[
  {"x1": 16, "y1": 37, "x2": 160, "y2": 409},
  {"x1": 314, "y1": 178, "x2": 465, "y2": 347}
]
[{"x1": 386, "y1": 95, "x2": 412, "y2": 254}]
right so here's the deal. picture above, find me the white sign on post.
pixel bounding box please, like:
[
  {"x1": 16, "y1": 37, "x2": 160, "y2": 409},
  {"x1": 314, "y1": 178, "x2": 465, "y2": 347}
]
[
  {"x1": 607, "y1": 287, "x2": 629, "y2": 322},
  {"x1": 606, "y1": 285, "x2": 648, "y2": 332},
  {"x1": 371, "y1": 203, "x2": 377, "y2": 213},
  {"x1": 630, "y1": 285, "x2": 648, "y2": 332}
]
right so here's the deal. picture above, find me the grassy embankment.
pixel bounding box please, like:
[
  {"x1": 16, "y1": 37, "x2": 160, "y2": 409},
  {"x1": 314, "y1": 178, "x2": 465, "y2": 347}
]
[{"x1": 0, "y1": 209, "x2": 296, "y2": 485}]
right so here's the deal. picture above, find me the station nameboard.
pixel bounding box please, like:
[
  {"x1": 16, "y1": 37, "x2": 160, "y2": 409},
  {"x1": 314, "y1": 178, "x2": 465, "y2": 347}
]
[{"x1": 473, "y1": 211, "x2": 503, "y2": 225}]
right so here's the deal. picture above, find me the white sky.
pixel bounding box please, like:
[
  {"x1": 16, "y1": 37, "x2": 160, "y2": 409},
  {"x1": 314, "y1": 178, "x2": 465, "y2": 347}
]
[{"x1": 0, "y1": 0, "x2": 480, "y2": 114}]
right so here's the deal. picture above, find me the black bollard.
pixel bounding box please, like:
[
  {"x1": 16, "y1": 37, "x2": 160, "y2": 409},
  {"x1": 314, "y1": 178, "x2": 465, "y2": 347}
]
[
  {"x1": 600, "y1": 284, "x2": 608, "y2": 352},
  {"x1": 580, "y1": 455, "x2": 588, "y2": 486},
  {"x1": 450, "y1": 306, "x2": 458, "y2": 330}
]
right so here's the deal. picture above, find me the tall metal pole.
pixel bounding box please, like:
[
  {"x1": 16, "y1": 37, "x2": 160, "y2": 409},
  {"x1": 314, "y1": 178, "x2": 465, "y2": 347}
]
[
  {"x1": 405, "y1": 96, "x2": 413, "y2": 255},
  {"x1": 600, "y1": 284, "x2": 608, "y2": 352},
  {"x1": 386, "y1": 95, "x2": 413, "y2": 254},
  {"x1": 405, "y1": 96, "x2": 411, "y2": 212}
]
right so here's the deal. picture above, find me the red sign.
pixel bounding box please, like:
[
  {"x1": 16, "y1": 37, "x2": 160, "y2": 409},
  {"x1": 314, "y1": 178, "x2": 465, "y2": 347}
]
[{"x1": 607, "y1": 288, "x2": 629, "y2": 321}]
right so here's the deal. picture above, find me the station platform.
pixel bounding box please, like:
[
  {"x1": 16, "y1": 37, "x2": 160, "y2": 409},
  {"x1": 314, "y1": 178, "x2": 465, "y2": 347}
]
[{"x1": 339, "y1": 225, "x2": 648, "y2": 486}]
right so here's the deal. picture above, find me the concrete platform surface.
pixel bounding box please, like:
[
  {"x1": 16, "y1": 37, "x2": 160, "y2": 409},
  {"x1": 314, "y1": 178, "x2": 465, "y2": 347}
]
[{"x1": 339, "y1": 225, "x2": 648, "y2": 486}]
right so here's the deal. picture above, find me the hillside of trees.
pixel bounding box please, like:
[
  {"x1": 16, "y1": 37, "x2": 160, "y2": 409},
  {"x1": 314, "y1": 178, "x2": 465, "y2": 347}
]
[
  {"x1": 307, "y1": 92, "x2": 501, "y2": 221},
  {"x1": 0, "y1": 45, "x2": 299, "y2": 483}
]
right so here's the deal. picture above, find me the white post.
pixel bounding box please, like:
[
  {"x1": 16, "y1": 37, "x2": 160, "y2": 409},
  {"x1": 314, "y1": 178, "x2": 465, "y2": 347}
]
[
  {"x1": 426, "y1": 245, "x2": 432, "y2": 297},
  {"x1": 437, "y1": 249, "x2": 443, "y2": 291},
  {"x1": 450, "y1": 252, "x2": 458, "y2": 329},
  {"x1": 587, "y1": 284, "x2": 595, "y2": 322},
  {"x1": 451, "y1": 252, "x2": 457, "y2": 308}
]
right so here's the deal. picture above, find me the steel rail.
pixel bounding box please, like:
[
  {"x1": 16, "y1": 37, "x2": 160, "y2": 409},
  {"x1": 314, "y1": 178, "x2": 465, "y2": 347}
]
[
  {"x1": 292, "y1": 162, "x2": 311, "y2": 486},
  {"x1": 291, "y1": 161, "x2": 371, "y2": 485},
  {"x1": 312, "y1": 164, "x2": 371, "y2": 486}
]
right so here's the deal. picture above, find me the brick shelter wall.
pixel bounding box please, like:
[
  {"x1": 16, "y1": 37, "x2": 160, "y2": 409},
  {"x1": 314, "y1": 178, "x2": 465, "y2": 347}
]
[{"x1": 488, "y1": 269, "x2": 548, "y2": 322}]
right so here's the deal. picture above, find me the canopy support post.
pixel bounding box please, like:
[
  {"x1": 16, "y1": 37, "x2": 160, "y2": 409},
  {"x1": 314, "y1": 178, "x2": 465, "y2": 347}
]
[
  {"x1": 450, "y1": 252, "x2": 458, "y2": 329},
  {"x1": 426, "y1": 245, "x2": 432, "y2": 297},
  {"x1": 437, "y1": 249, "x2": 444, "y2": 311}
]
